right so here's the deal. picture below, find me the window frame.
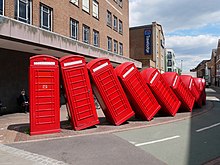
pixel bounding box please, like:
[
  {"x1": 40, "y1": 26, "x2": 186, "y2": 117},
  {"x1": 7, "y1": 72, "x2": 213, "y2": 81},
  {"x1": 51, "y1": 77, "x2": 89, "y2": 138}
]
[
  {"x1": 118, "y1": 0, "x2": 123, "y2": 8},
  {"x1": 113, "y1": 40, "x2": 118, "y2": 54},
  {"x1": 83, "y1": 24, "x2": 90, "y2": 44},
  {"x1": 15, "y1": 0, "x2": 32, "y2": 24},
  {"x1": 40, "y1": 4, "x2": 52, "y2": 31},
  {"x1": 70, "y1": 0, "x2": 79, "y2": 6},
  {"x1": 119, "y1": 19, "x2": 123, "y2": 34},
  {"x1": 107, "y1": 10, "x2": 112, "y2": 27},
  {"x1": 70, "y1": 18, "x2": 79, "y2": 40},
  {"x1": 82, "y1": 0, "x2": 90, "y2": 13},
  {"x1": 113, "y1": 15, "x2": 118, "y2": 31},
  {"x1": 93, "y1": 30, "x2": 99, "y2": 47},
  {"x1": 107, "y1": 37, "x2": 112, "y2": 52},
  {"x1": 0, "y1": 0, "x2": 4, "y2": 15},
  {"x1": 167, "y1": 60, "x2": 172, "y2": 67},
  {"x1": 119, "y1": 42, "x2": 123, "y2": 55},
  {"x1": 92, "y1": 0, "x2": 99, "y2": 19}
]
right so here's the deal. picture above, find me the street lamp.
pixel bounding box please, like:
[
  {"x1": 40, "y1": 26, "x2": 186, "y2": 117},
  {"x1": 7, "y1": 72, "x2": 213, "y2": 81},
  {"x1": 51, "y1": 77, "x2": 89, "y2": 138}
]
[{"x1": 181, "y1": 60, "x2": 183, "y2": 72}]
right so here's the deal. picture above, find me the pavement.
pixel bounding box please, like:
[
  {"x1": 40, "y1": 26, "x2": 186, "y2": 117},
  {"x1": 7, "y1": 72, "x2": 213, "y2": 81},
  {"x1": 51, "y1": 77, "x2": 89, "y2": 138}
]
[{"x1": 0, "y1": 86, "x2": 219, "y2": 164}]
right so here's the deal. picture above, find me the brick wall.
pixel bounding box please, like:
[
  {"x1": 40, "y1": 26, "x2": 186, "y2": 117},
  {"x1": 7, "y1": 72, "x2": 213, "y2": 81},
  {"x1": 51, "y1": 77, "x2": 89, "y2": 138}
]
[{"x1": 4, "y1": 0, "x2": 129, "y2": 57}]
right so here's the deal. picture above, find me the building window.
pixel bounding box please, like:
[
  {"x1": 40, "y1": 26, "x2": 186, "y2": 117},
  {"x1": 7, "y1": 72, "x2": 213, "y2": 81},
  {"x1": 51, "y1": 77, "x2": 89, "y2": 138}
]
[
  {"x1": 113, "y1": 15, "x2": 118, "y2": 31},
  {"x1": 167, "y1": 60, "x2": 172, "y2": 67},
  {"x1": 83, "y1": 25, "x2": 90, "y2": 44},
  {"x1": 118, "y1": 0, "x2": 123, "y2": 8},
  {"x1": 70, "y1": 0, "x2": 78, "y2": 6},
  {"x1": 107, "y1": 10, "x2": 112, "y2": 27},
  {"x1": 15, "y1": 0, "x2": 32, "y2": 24},
  {"x1": 168, "y1": 68, "x2": 172, "y2": 72},
  {"x1": 167, "y1": 51, "x2": 172, "y2": 59},
  {"x1": 113, "y1": 40, "x2": 118, "y2": 54},
  {"x1": 70, "y1": 18, "x2": 78, "y2": 40},
  {"x1": 93, "y1": 30, "x2": 99, "y2": 47},
  {"x1": 40, "y1": 4, "x2": 52, "y2": 31},
  {"x1": 92, "y1": 0, "x2": 99, "y2": 19},
  {"x1": 119, "y1": 20, "x2": 123, "y2": 34},
  {"x1": 82, "y1": 0, "x2": 90, "y2": 13},
  {"x1": 0, "y1": 0, "x2": 4, "y2": 15},
  {"x1": 119, "y1": 42, "x2": 123, "y2": 55},
  {"x1": 107, "y1": 37, "x2": 112, "y2": 51}
]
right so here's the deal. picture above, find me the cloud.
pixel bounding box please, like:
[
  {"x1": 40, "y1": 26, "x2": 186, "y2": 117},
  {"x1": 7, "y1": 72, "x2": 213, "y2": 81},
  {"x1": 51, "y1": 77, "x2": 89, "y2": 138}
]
[
  {"x1": 129, "y1": 0, "x2": 220, "y2": 33},
  {"x1": 166, "y1": 35, "x2": 219, "y2": 71},
  {"x1": 129, "y1": 0, "x2": 220, "y2": 72}
]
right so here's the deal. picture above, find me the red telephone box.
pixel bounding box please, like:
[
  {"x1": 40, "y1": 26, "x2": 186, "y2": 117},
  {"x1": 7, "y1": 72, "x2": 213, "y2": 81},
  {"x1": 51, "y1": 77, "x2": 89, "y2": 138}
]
[
  {"x1": 29, "y1": 55, "x2": 60, "y2": 135},
  {"x1": 162, "y1": 72, "x2": 195, "y2": 111},
  {"x1": 194, "y1": 78, "x2": 206, "y2": 105},
  {"x1": 115, "y1": 62, "x2": 161, "y2": 120},
  {"x1": 87, "y1": 58, "x2": 134, "y2": 126},
  {"x1": 141, "y1": 68, "x2": 181, "y2": 116},
  {"x1": 59, "y1": 55, "x2": 99, "y2": 130},
  {"x1": 179, "y1": 75, "x2": 202, "y2": 107}
]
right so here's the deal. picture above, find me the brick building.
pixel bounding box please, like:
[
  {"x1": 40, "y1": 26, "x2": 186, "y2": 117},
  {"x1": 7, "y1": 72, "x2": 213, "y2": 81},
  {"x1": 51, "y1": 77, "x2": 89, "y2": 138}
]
[
  {"x1": 216, "y1": 40, "x2": 220, "y2": 86},
  {"x1": 0, "y1": 0, "x2": 141, "y2": 113},
  {"x1": 129, "y1": 22, "x2": 165, "y2": 72}
]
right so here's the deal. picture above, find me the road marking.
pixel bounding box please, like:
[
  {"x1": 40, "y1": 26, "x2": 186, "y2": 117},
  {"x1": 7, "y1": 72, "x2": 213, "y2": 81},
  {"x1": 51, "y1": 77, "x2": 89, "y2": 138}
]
[
  {"x1": 196, "y1": 122, "x2": 220, "y2": 132},
  {"x1": 206, "y1": 96, "x2": 219, "y2": 101},
  {"x1": 135, "y1": 135, "x2": 180, "y2": 147},
  {"x1": 129, "y1": 141, "x2": 136, "y2": 145}
]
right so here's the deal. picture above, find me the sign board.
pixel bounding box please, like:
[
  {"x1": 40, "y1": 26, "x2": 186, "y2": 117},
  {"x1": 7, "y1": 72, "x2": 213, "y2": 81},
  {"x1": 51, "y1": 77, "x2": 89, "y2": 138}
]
[{"x1": 144, "y1": 29, "x2": 152, "y2": 55}]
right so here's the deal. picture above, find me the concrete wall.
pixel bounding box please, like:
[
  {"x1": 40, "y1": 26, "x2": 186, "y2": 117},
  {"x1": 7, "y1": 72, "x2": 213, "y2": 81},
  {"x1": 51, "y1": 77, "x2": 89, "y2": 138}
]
[{"x1": 0, "y1": 48, "x2": 33, "y2": 114}]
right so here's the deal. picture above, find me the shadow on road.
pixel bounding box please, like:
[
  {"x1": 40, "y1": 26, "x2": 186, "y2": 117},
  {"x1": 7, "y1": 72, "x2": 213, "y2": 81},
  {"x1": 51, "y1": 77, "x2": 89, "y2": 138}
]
[{"x1": 188, "y1": 86, "x2": 220, "y2": 165}]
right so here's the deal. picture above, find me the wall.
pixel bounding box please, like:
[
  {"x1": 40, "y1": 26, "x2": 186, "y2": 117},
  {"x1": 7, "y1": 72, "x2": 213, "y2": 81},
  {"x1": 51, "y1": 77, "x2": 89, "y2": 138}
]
[
  {"x1": 4, "y1": 0, "x2": 129, "y2": 57},
  {"x1": 129, "y1": 26, "x2": 153, "y2": 67},
  {"x1": 0, "y1": 48, "x2": 33, "y2": 114}
]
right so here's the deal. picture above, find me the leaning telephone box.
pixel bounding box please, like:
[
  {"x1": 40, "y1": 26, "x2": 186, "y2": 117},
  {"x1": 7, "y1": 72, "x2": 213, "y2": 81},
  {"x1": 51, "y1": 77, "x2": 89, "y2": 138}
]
[
  {"x1": 194, "y1": 78, "x2": 206, "y2": 105},
  {"x1": 162, "y1": 72, "x2": 195, "y2": 112},
  {"x1": 87, "y1": 58, "x2": 134, "y2": 125},
  {"x1": 179, "y1": 75, "x2": 202, "y2": 107},
  {"x1": 29, "y1": 55, "x2": 60, "y2": 135},
  {"x1": 115, "y1": 62, "x2": 161, "y2": 120},
  {"x1": 59, "y1": 55, "x2": 99, "y2": 130},
  {"x1": 141, "y1": 68, "x2": 181, "y2": 116}
]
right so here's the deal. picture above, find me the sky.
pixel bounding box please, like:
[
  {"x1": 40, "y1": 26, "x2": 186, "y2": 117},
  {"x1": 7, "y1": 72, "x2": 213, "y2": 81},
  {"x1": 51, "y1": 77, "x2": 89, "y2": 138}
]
[{"x1": 129, "y1": 0, "x2": 220, "y2": 72}]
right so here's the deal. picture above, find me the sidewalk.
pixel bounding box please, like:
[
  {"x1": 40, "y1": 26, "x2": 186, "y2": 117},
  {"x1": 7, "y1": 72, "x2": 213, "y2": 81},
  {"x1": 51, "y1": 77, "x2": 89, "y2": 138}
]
[{"x1": 0, "y1": 98, "x2": 214, "y2": 144}]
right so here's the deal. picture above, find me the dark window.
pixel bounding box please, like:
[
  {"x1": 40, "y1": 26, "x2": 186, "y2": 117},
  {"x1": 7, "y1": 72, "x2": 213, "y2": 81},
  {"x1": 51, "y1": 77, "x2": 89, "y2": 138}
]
[
  {"x1": 15, "y1": 0, "x2": 32, "y2": 24},
  {"x1": 168, "y1": 68, "x2": 172, "y2": 72},
  {"x1": 107, "y1": 10, "x2": 112, "y2": 27},
  {"x1": 119, "y1": 42, "x2": 123, "y2": 55},
  {"x1": 107, "y1": 37, "x2": 112, "y2": 51},
  {"x1": 70, "y1": 18, "x2": 78, "y2": 40},
  {"x1": 113, "y1": 15, "x2": 118, "y2": 31},
  {"x1": 83, "y1": 25, "x2": 90, "y2": 43},
  {"x1": 93, "y1": 30, "x2": 99, "y2": 47},
  {"x1": 0, "y1": 0, "x2": 3, "y2": 15},
  {"x1": 113, "y1": 40, "x2": 118, "y2": 54},
  {"x1": 40, "y1": 4, "x2": 52, "y2": 31},
  {"x1": 167, "y1": 60, "x2": 172, "y2": 67},
  {"x1": 119, "y1": 20, "x2": 123, "y2": 34},
  {"x1": 167, "y1": 51, "x2": 172, "y2": 59}
]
